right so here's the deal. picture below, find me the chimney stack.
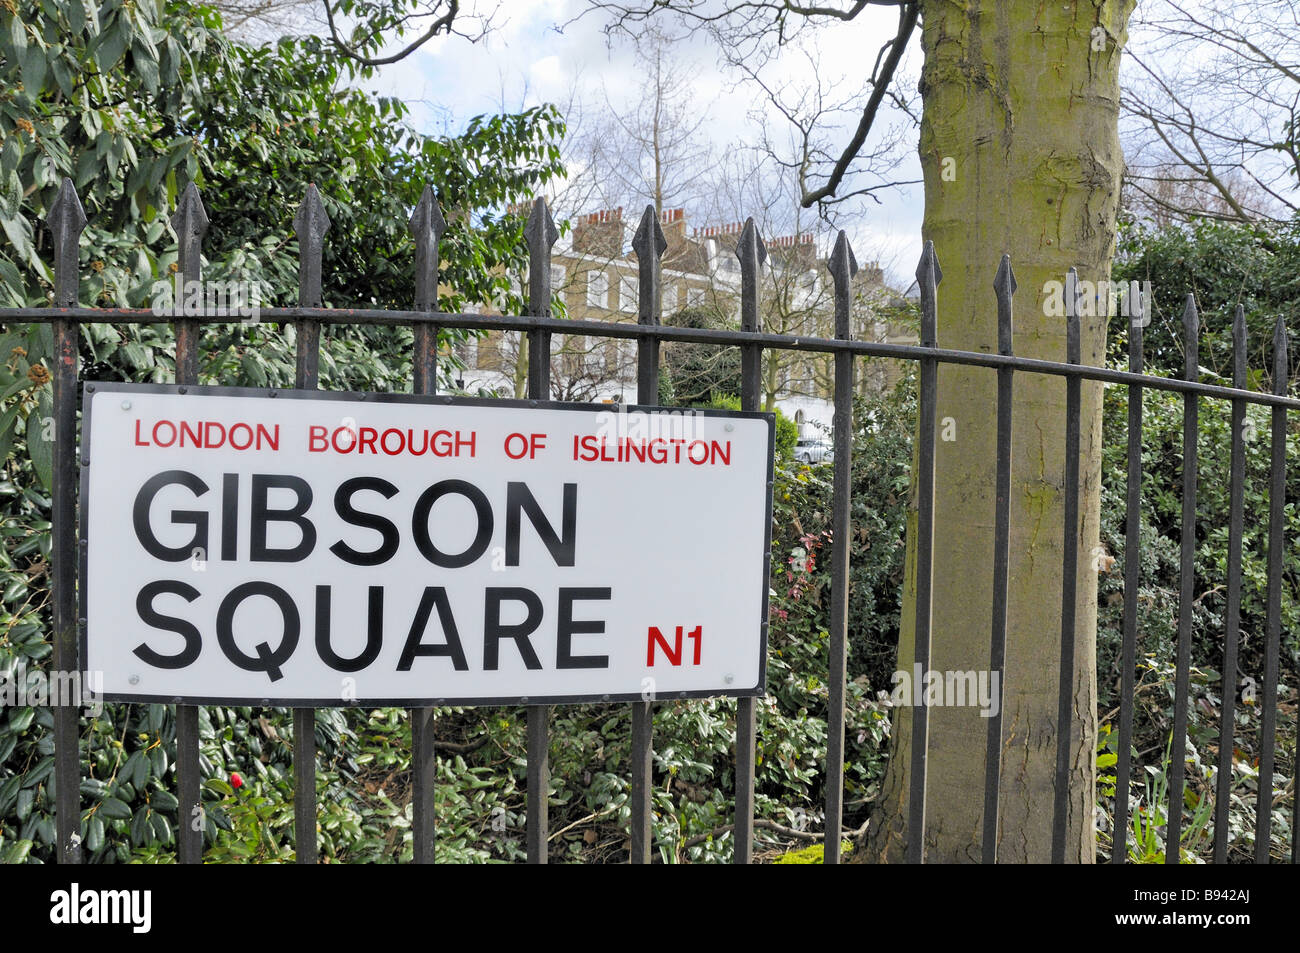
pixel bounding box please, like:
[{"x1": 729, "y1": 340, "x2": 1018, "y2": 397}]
[
  {"x1": 573, "y1": 207, "x2": 625, "y2": 258},
  {"x1": 658, "y1": 208, "x2": 690, "y2": 265},
  {"x1": 767, "y1": 232, "x2": 817, "y2": 270}
]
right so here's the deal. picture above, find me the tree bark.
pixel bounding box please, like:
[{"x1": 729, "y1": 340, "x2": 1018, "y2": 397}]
[{"x1": 860, "y1": 0, "x2": 1134, "y2": 863}]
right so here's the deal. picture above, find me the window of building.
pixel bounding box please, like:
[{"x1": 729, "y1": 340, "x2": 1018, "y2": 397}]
[
  {"x1": 586, "y1": 270, "x2": 608, "y2": 309},
  {"x1": 551, "y1": 264, "x2": 566, "y2": 290},
  {"x1": 662, "y1": 283, "x2": 679, "y2": 315},
  {"x1": 686, "y1": 286, "x2": 706, "y2": 309},
  {"x1": 619, "y1": 274, "x2": 637, "y2": 313}
]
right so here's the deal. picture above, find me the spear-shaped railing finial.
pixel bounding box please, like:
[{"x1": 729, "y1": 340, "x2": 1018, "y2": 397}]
[
  {"x1": 827, "y1": 231, "x2": 857, "y2": 341},
  {"x1": 736, "y1": 217, "x2": 767, "y2": 334},
  {"x1": 915, "y1": 240, "x2": 942, "y2": 348},
  {"x1": 993, "y1": 254, "x2": 1016, "y2": 358},
  {"x1": 46, "y1": 178, "x2": 87, "y2": 309},
  {"x1": 411, "y1": 185, "x2": 446, "y2": 313},
  {"x1": 1064, "y1": 266, "x2": 1081, "y2": 365},
  {"x1": 1274, "y1": 315, "x2": 1289, "y2": 396},
  {"x1": 632, "y1": 204, "x2": 666, "y2": 323},
  {"x1": 171, "y1": 182, "x2": 209, "y2": 289},
  {"x1": 525, "y1": 197, "x2": 558, "y2": 318},
  {"x1": 294, "y1": 184, "x2": 331, "y2": 309},
  {"x1": 632, "y1": 205, "x2": 667, "y2": 403},
  {"x1": 1182, "y1": 293, "x2": 1200, "y2": 382}
]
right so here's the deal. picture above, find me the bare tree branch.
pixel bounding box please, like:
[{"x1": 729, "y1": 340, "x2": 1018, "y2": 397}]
[
  {"x1": 1122, "y1": 0, "x2": 1299, "y2": 223},
  {"x1": 799, "y1": 2, "x2": 916, "y2": 206},
  {"x1": 319, "y1": 0, "x2": 498, "y2": 67}
]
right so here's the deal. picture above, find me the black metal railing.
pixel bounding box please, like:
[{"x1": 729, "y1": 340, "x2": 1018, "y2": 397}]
[{"x1": 6, "y1": 177, "x2": 1298, "y2": 864}]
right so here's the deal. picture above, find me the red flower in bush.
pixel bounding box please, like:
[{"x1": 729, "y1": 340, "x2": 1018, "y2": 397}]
[{"x1": 230, "y1": 772, "x2": 243, "y2": 790}]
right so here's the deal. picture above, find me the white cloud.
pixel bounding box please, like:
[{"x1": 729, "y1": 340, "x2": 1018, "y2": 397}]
[{"x1": 353, "y1": 2, "x2": 922, "y2": 239}]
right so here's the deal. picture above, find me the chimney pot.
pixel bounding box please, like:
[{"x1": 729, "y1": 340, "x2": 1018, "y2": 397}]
[{"x1": 573, "y1": 207, "x2": 625, "y2": 257}]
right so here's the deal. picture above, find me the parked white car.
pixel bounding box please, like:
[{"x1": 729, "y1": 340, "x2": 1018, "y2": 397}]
[{"x1": 794, "y1": 438, "x2": 832, "y2": 464}]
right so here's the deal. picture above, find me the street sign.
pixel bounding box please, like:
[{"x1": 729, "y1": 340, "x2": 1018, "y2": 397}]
[{"x1": 81, "y1": 383, "x2": 773, "y2": 706}]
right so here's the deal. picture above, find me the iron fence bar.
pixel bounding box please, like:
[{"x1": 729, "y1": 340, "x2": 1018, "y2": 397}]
[
  {"x1": 1167, "y1": 294, "x2": 1200, "y2": 864},
  {"x1": 524, "y1": 198, "x2": 557, "y2": 864},
  {"x1": 628, "y1": 668, "x2": 654, "y2": 854},
  {"x1": 170, "y1": 182, "x2": 207, "y2": 865},
  {"x1": 1213, "y1": 305, "x2": 1248, "y2": 863},
  {"x1": 409, "y1": 707, "x2": 437, "y2": 864},
  {"x1": 409, "y1": 185, "x2": 445, "y2": 865},
  {"x1": 633, "y1": 207, "x2": 663, "y2": 403},
  {"x1": 13, "y1": 308, "x2": 1296, "y2": 410},
  {"x1": 290, "y1": 185, "x2": 329, "y2": 864},
  {"x1": 1257, "y1": 317, "x2": 1289, "y2": 862},
  {"x1": 907, "y1": 241, "x2": 940, "y2": 864},
  {"x1": 524, "y1": 198, "x2": 557, "y2": 405},
  {"x1": 823, "y1": 233, "x2": 857, "y2": 865},
  {"x1": 629, "y1": 206, "x2": 666, "y2": 864},
  {"x1": 1114, "y1": 308, "x2": 1144, "y2": 864},
  {"x1": 14, "y1": 189, "x2": 1299, "y2": 869},
  {"x1": 525, "y1": 712, "x2": 550, "y2": 864},
  {"x1": 1051, "y1": 269, "x2": 1083, "y2": 864},
  {"x1": 982, "y1": 254, "x2": 1015, "y2": 864},
  {"x1": 734, "y1": 218, "x2": 766, "y2": 865},
  {"x1": 48, "y1": 179, "x2": 85, "y2": 864}
]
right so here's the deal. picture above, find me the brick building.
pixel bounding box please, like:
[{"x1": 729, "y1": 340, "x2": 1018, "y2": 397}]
[{"x1": 454, "y1": 204, "x2": 911, "y2": 435}]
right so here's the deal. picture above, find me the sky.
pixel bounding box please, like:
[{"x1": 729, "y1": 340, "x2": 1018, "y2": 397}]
[
  {"x1": 353, "y1": 0, "x2": 926, "y2": 290},
  {"x1": 333, "y1": 1, "x2": 1288, "y2": 294}
]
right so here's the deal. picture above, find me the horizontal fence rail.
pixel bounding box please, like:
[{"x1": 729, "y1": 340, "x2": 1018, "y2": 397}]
[
  {"x1": 3, "y1": 178, "x2": 1296, "y2": 864},
  {"x1": 8, "y1": 305, "x2": 1299, "y2": 406}
]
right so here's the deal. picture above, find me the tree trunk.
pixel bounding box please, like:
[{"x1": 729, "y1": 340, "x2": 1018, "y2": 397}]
[{"x1": 860, "y1": 0, "x2": 1133, "y2": 863}]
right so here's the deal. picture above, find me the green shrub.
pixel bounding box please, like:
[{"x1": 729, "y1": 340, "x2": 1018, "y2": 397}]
[
  {"x1": 1094, "y1": 217, "x2": 1300, "y2": 863},
  {"x1": 704, "y1": 394, "x2": 798, "y2": 461}
]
